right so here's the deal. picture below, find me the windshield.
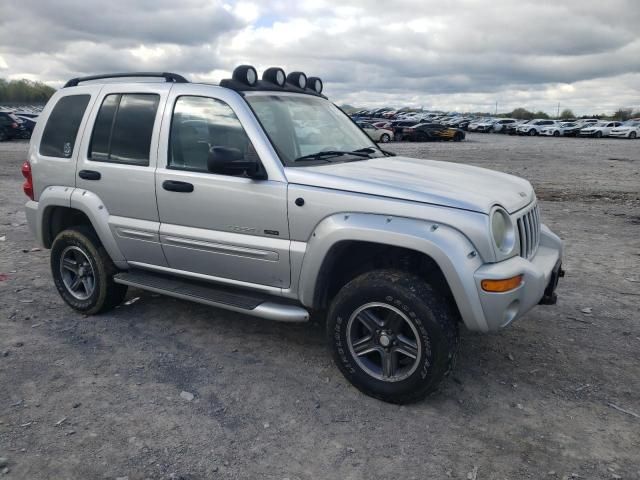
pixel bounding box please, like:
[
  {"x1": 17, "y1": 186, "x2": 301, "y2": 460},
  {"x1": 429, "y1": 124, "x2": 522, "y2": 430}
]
[{"x1": 245, "y1": 93, "x2": 382, "y2": 166}]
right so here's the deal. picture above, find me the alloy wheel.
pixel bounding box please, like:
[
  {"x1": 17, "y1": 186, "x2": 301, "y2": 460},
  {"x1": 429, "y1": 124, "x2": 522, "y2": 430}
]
[
  {"x1": 59, "y1": 246, "x2": 96, "y2": 300},
  {"x1": 346, "y1": 302, "x2": 422, "y2": 382}
]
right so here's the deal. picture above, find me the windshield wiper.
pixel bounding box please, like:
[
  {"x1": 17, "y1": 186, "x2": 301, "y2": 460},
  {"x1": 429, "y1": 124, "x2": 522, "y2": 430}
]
[{"x1": 294, "y1": 149, "x2": 373, "y2": 163}]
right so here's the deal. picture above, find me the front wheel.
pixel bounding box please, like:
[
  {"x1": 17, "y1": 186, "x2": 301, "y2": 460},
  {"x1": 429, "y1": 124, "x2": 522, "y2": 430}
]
[
  {"x1": 528, "y1": 129, "x2": 537, "y2": 136},
  {"x1": 553, "y1": 130, "x2": 560, "y2": 137},
  {"x1": 327, "y1": 270, "x2": 460, "y2": 404},
  {"x1": 595, "y1": 131, "x2": 603, "y2": 138},
  {"x1": 629, "y1": 131, "x2": 637, "y2": 139},
  {"x1": 51, "y1": 226, "x2": 128, "y2": 315},
  {"x1": 379, "y1": 133, "x2": 390, "y2": 143}
]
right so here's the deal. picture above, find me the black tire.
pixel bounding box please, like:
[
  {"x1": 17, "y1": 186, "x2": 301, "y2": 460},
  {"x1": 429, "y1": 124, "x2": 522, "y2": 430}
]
[
  {"x1": 327, "y1": 269, "x2": 460, "y2": 404},
  {"x1": 553, "y1": 130, "x2": 560, "y2": 137},
  {"x1": 380, "y1": 133, "x2": 390, "y2": 143},
  {"x1": 595, "y1": 131, "x2": 602, "y2": 138},
  {"x1": 51, "y1": 226, "x2": 127, "y2": 315},
  {"x1": 453, "y1": 132, "x2": 463, "y2": 142},
  {"x1": 0, "y1": 130, "x2": 7, "y2": 142},
  {"x1": 528, "y1": 129, "x2": 537, "y2": 136},
  {"x1": 629, "y1": 131, "x2": 637, "y2": 139}
]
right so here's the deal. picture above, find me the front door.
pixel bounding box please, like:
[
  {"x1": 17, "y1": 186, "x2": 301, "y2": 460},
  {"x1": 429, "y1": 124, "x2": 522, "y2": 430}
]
[{"x1": 155, "y1": 91, "x2": 290, "y2": 289}]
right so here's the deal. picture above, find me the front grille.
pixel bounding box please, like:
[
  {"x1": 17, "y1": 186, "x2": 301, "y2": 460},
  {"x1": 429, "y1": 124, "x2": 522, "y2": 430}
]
[{"x1": 516, "y1": 203, "x2": 541, "y2": 259}]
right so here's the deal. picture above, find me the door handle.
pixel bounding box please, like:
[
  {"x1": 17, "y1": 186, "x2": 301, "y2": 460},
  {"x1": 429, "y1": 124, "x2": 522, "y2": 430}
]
[
  {"x1": 78, "y1": 170, "x2": 101, "y2": 180},
  {"x1": 162, "y1": 180, "x2": 194, "y2": 193}
]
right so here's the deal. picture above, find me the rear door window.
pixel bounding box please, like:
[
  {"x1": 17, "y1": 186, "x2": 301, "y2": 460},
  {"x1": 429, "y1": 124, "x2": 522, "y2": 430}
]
[
  {"x1": 39, "y1": 95, "x2": 91, "y2": 158},
  {"x1": 89, "y1": 93, "x2": 159, "y2": 166}
]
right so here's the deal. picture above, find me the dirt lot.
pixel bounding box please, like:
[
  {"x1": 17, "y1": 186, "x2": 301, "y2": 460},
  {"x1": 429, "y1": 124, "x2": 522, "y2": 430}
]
[{"x1": 1, "y1": 134, "x2": 639, "y2": 479}]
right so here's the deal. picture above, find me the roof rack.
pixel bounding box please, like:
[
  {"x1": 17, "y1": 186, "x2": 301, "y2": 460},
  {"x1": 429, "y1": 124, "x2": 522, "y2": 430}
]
[{"x1": 63, "y1": 72, "x2": 188, "y2": 88}]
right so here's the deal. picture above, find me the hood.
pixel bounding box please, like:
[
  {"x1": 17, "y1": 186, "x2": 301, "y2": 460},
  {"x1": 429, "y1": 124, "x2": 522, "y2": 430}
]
[{"x1": 285, "y1": 156, "x2": 534, "y2": 214}]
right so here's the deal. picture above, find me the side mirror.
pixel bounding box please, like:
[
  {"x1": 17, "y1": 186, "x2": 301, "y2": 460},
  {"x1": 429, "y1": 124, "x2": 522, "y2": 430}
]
[{"x1": 207, "y1": 146, "x2": 266, "y2": 179}]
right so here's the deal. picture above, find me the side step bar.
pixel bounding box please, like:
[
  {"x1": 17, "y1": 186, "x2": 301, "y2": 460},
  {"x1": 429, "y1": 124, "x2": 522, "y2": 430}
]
[{"x1": 113, "y1": 270, "x2": 309, "y2": 323}]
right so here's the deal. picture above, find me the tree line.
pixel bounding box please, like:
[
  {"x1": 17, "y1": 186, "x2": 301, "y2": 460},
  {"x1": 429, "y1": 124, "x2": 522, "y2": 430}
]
[
  {"x1": 508, "y1": 107, "x2": 639, "y2": 121},
  {"x1": 0, "y1": 78, "x2": 55, "y2": 103}
]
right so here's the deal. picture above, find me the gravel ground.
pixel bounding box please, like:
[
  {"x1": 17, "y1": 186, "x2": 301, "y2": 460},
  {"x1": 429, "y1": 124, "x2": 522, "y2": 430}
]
[{"x1": 1, "y1": 133, "x2": 639, "y2": 479}]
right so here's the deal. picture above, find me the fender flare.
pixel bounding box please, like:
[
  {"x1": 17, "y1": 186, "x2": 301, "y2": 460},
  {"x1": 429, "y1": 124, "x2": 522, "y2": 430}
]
[
  {"x1": 35, "y1": 186, "x2": 127, "y2": 268},
  {"x1": 297, "y1": 212, "x2": 489, "y2": 331}
]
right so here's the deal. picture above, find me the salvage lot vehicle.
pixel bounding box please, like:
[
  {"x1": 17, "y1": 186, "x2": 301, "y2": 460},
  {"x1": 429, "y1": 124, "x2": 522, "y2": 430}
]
[
  {"x1": 357, "y1": 122, "x2": 393, "y2": 143},
  {"x1": 609, "y1": 120, "x2": 640, "y2": 139},
  {"x1": 0, "y1": 111, "x2": 28, "y2": 141},
  {"x1": 540, "y1": 122, "x2": 581, "y2": 137},
  {"x1": 579, "y1": 121, "x2": 622, "y2": 138},
  {"x1": 517, "y1": 119, "x2": 557, "y2": 136},
  {"x1": 402, "y1": 122, "x2": 465, "y2": 142},
  {"x1": 23, "y1": 67, "x2": 563, "y2": 403}
]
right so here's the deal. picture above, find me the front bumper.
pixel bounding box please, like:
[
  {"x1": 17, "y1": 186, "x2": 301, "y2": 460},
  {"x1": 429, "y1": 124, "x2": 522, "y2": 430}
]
[{"x1": 472, "y1": 224, "x2": 563, "y2": 331}]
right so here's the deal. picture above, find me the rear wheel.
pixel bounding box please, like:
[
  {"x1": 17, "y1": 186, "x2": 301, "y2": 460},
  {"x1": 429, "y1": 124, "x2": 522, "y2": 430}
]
[
  {"x1": 327, "y1": 270, "x2": 460, "y2": 404},
  {"x1": 553, "y1": 130, "x2": 560, "y2": 137},
  {"x1": 595, "y1": 131, "x2": 603, "y2": 138},
  {"x1": 51, "y1": 226, "x2": 127, "y2": 314},
  {"x1": 453, "y1": 132, "x2": 463, "y2": 142},
  {"x1": 0, "y1": 130, "x2": 7, "y2": 142},
  {"x1": 630, "y1": 131, "x2": 637, "y2": 139},
  {"x1": 379, "y1": 133, "x2": 390, "y2": 143},
  {"x1": 528, "y1": 129, "x2": 537, "y2": 136}
]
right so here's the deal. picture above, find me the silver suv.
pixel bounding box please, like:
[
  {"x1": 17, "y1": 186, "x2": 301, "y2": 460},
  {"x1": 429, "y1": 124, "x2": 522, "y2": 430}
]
[{"x1": 23, "y1": 67, "x2": 563, "y2": 403}]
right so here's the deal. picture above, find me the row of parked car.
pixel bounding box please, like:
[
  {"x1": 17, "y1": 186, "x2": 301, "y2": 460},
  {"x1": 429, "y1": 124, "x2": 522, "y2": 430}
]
[
  {"x1": 0, "y1": 106, "x2": 41, "y2": 141},
  {"x1": 466, "y1": 117, "x2": 640, "y2": 139},
  {"x1": 351, "y1": 108, "x2": 640, "y2": 141}
]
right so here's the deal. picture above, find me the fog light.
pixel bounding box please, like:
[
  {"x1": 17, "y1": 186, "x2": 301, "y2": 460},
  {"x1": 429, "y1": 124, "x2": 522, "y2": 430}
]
[
  {"x1": 263, "y1": 67, "x2": 286, "y2": 87},
  {"x1": 232, "y1": 65, "x2": 258, "y2": 86},
  {"x1": 286, "y1": 71, "x2": 307, "y2": 89},
  {"x1": 481, "y1": 275, "x2": 523, "y2": 292},
  {"x1": 307, "y1": 76, "x2": 323, "y2": 94}
]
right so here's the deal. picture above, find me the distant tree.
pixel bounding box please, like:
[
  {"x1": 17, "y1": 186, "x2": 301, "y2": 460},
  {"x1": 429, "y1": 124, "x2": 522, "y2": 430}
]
[
  {"x1": 612, "y1": 108, "x2": 633, "y2": 121},
  {"x1": 0, "y1": 78, "x2": 55, "y2": 103},
  {"x1": 534, "y1": 111, "x2": 550, "y2": 119},
  {"x1": 560, "y1": 109, "x2": 575, "y2": 119},
  {"x1": 510, "y1": 107, "x2": 534, "y2": 120},
  {"x1": 632, "y1": 111, "x2": 640, "y2": 119}
]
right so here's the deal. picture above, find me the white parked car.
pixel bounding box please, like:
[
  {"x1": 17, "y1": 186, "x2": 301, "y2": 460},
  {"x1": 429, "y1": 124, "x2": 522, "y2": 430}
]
[
  {"x1": 357, "y1": 122, "x2": 393, "y2": 143},
  {"x1": 608, "y1": 121, "x2": 640, "y2": 139},
  {"x1": 490, "y1": 118, "x2": 518, "y2": 133},
  {"x1": 579, "y1": 121, "x2": 622, "y2": 138},
  {"x1": 540, "y1": 122, "x2": 581, "y2": 137},
  {"x1": 468, "y1": 117, "x2": 493, "y2": 132},
  {"x1": 517, "y1": 119, "x2": 557, "y2": 136}
]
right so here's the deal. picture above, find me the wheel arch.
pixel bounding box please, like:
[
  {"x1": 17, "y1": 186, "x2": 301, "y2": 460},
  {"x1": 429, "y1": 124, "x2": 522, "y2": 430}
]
[{"x1": 297, "y1": 213, "x2": 489, "y2": 331}]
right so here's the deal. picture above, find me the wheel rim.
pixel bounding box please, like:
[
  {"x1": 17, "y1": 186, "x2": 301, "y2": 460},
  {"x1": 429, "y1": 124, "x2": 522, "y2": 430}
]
[
  {"x1": 346, "y1": 302, "x2": 422, "y2": 382},
  {"x1": 59, "y1": 246, "x2": 96, "y2": 300},
  {"x1": 381, "y1": 134, "x2": 389, "y2": 142}
]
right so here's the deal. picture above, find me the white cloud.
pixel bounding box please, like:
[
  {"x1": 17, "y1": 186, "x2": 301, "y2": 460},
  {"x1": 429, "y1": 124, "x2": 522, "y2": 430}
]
[{"x1": 0, "y1": 0, "x2": 639, "y2": 114}]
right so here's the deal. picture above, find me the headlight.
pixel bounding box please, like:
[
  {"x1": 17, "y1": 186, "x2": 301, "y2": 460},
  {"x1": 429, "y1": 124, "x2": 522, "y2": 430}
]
[{"x1": 490, "y1": 207, "x2": 515, "y2": 254}]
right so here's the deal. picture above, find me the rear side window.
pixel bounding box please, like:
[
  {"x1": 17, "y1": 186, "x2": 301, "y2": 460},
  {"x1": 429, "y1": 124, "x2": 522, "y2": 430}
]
[
  {"x1": 89, "y1": 93, "x2": 159, "y2": 166},
  {"x1": 39, "y1": 95, "x2": 91, "y2": 158}
]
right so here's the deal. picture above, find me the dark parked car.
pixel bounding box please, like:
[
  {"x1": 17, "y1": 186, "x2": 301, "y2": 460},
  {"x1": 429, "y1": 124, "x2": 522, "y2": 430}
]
[
  {"x1": 0, "y1": 112, "x2": 28, "y2": 141},
  {"x1": 16, "y1": 115, "x2": 37, "y2": 138},
  {"x1": 390, "y1": 120, "x2": 419, "y2": 140},
  {"x1": 402, "y1": 123, "x2": 465, "y2": 142}
]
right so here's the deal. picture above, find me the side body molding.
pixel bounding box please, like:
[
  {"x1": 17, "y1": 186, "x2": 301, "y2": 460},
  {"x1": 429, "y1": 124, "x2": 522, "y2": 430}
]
[{"x1": 296, "y1": 213, "x2": 490, "y2": 332}]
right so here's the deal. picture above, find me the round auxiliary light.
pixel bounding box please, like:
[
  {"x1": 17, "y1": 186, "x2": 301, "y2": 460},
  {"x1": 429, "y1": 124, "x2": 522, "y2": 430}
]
[
  {"x1": 307, "y1": 76, "x2": 323, "y2": 94},
  {"x1": 262, "y1": 67, "x2": 286, "y2": 87},
  {"x1": 287, "y1": 71, "x2": 307, "y2": 89},
  {"x1": 232, "y1": 65, "x2": 258, "y2": 86}
]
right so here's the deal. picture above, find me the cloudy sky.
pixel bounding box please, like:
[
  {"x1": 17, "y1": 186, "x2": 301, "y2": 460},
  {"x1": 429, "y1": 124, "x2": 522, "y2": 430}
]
[{"x1": 1, "y1": 0, "x2": 639, "y2": 114}]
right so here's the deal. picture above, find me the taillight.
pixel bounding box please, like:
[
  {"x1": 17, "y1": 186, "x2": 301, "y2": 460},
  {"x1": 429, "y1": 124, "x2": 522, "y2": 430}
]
[
  {"x1": 11, "y1": 122, "x2": 19, "y2": 129},
  {"x1": 21, "y1": 161, "x2": 34, "y2": 200}
]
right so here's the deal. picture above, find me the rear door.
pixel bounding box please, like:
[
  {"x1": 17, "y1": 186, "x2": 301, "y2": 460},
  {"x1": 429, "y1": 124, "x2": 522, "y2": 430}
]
[{"x1": 75, "y1": 83, "x2": 171, "y2": 266}]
